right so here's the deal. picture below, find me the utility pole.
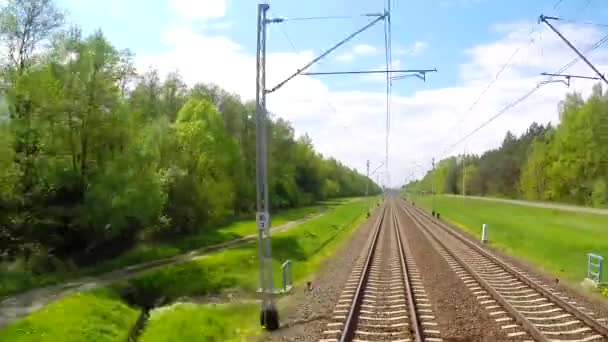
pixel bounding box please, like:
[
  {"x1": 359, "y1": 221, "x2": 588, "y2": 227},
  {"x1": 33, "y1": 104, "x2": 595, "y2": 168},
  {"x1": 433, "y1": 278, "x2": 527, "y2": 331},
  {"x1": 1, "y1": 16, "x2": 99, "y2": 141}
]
[
  {"x1": 431, "y1": 157, "x2": 436, "y2": 216},
  {"x1": 539, "y1": 15, "x2": 608, "y2": 85},
  {"x1": 255, "y1": 3, "x2": 280, "y2": 330},
  {"x1": 253, "y1": 3, "x2": 436, "y2": 330},
  {"x1": 462, "y1": 148, "x2": 466, "y2": 197},
  {"x1": 365, "y1": 159, "x2": 370, "y2": 198}
]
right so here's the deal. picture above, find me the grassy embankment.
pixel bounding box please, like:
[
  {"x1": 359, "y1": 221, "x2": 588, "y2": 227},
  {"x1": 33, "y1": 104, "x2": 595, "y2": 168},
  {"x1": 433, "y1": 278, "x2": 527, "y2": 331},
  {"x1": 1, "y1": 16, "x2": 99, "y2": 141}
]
[
  {"x1": 409, "y1": 194, "x2": 608, "y2": 285},
  {"x1": 0, "y1": 197, "x2": 376, "y2": 341},
  {"x1": 0, "y1": 201, "x2": 337, "y2": 298}
]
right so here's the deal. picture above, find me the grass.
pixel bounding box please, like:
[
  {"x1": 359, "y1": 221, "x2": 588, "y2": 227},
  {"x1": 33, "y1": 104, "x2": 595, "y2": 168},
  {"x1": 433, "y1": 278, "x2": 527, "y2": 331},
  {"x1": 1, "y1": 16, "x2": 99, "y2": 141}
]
[
  {"x1": 410, "y1": 194, "x2": 608, "y2": 284},
  {"x1": 139, "y1": 303, "x2": 261, "y2": 342},
  {"x1": 0, "y1": 200, "x2": 342, "y2": 298},
  {"x1": 0, "y1": 288, "x2": 139, "y2": 342},
  {"x1": 119, "y1": 197, "x2": 372, "y2": 301},
  {"x1": 0, "y1": 197, "x2": 375, "y2": 341}
]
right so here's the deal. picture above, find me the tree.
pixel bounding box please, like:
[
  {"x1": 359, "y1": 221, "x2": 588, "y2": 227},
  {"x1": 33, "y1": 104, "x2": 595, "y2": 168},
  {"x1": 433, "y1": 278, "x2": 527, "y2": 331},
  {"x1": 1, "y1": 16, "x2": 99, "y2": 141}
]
[
  {"x1": 0, "y1": 0, "x2": 64, "y2": 74},
  {"x1": 520, "y1": 139, "x2": 549, "y2": 200},
  {"x1": 161, "y1": 71, "x2": 187, "y2": 121},
  {"x1": 0, "y1": 0, "x2": 378, "y2": 268}
]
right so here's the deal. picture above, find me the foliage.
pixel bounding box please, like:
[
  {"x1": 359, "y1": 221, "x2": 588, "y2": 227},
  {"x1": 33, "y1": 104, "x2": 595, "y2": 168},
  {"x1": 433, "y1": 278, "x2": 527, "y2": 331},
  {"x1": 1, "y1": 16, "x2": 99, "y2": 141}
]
[
  {"x1": 0, "y1": 200, "x2": 334, "y2": 297},
  {"x1": 0, "y1": 288, "x2": 139, "y2": 342},
  {"x1": 0, "y1": 0, "x2": 379, "y2": 280},
  {"x1": 119, "y1": 198, "x2": 370, "y2": 301},
  {"x1": 140, "y1": 303, "x2": 261, "y2": 342},
  {"x1": 407, "y1": 86, "x2": 607, "y2": 208},
  {"x1": 412, "y1": 194, "x2": 608, "y2": 284}
]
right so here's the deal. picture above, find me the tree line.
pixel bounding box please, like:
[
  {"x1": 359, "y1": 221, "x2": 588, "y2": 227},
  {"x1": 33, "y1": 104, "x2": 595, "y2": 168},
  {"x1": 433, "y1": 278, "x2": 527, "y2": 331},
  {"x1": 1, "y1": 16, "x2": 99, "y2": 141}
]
[
  {"x1": 406, "y1": 84, "x2": 608, "y2": 208},
  {"x1": 0, "y1": 0, "x2": 379, "y2": 267}
]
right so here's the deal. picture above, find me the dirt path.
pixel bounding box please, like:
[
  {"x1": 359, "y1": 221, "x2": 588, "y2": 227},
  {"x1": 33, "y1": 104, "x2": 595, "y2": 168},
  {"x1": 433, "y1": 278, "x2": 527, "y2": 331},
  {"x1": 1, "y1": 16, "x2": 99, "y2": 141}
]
[
  {"x1": 445, "y1": 194, "x2": 608, "y2": 215},
  {"x1": 0, "y1": 214, "x2": 320, "y2": 329}
]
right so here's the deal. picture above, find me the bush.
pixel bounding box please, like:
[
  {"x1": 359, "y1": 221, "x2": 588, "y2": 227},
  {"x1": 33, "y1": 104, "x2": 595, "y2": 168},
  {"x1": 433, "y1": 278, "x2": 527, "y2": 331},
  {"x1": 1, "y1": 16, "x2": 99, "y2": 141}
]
[
  {"x1": 591, "y1": 179, "x2": 607, "y2": 207},
  {"x1": 85, "y1": 157, "x2": 166, "y2": 242}
]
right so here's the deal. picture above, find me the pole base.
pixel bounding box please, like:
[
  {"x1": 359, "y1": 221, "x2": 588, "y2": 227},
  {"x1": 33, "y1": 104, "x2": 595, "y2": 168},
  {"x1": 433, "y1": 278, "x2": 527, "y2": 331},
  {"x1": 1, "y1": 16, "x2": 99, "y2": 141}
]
[{"x1": 260, "y1": 304, "x2": 280, "y2": 331}]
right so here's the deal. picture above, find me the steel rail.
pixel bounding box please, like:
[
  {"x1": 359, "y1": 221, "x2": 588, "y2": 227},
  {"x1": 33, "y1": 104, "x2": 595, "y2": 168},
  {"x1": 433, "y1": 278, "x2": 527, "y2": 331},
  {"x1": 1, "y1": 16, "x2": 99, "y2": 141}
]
[
  {"x1": 399, "y1": 201, "x2": 548, "y2": 341},
  {"x1": 402, "y1": 199, "x2": 608, "y2": 339},
  {"x1": 391, "y1": 200, "x2": 424, "y2": 342},
  {"x1": 339, "y1": 203, "x2": 387, "y2": 342}
]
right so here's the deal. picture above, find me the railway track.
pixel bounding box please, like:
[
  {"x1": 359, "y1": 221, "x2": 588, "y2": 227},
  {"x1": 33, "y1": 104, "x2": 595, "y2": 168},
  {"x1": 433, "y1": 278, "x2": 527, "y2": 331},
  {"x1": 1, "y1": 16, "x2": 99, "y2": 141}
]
[
  {"x1": 399, "y1": 199, "x2": 608, "y2": 342},
  {"x1": 320, "y1": 202, "x2": 442, "y2": 342}
]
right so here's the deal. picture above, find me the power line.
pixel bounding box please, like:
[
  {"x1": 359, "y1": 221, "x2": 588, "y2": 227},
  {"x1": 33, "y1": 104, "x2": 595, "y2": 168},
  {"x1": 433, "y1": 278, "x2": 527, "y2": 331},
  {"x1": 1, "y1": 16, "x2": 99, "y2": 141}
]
[
  {"x1": 277, "y1": 24, "x2": 298, "y2": 52},
  {"x1": 540, "y1": 15, "x2": 608, "y2": 84},
  {"x1": 468, "y1": 45, "x2": 525, "y2": 112},
  {"x1": 444, "y1": 32, "x2": 608, "y2": 154},
  {"x1": 269, "y1": 12, "x2": 345, "y2": 122},
  {"x1": 267, "y1": 14, "x2": 386, "y2": 93},
  {"x1": 553, "y1": 0, "x2": 564, "y2": 10},
  {"x1": 383, "y1": 0, "x2": 393, "y2": 187},
  {"x1": 440, "y1": 28, "x2": 538, "y2": 152},
  {"x1": 439, "y1": 0, "x2": 602, "y2": 156}
]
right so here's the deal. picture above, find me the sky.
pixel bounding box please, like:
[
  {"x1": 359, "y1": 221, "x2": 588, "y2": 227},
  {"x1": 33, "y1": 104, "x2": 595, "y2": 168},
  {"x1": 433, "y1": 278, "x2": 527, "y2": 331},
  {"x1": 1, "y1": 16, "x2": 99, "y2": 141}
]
[{"x1": 54, "y1": 0, "x2": 608, "y2": 187}]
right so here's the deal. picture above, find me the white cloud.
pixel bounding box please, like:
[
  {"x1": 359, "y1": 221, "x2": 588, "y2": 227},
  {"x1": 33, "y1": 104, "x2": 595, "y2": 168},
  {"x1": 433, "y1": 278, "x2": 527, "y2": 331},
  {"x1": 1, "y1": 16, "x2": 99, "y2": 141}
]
[
  {"x1": 209, "y1": 21, "x2": 232, "y2": 30},
  {"x1": 396, "y1": 41, "x2": 428, "y2": 56},
  {"x1": 333, "y1": 44, "x2": 381, "y2": 62},
  {"x1": 353, "y1": 44, "x2": 381, "y2": 56},
  {"x1": 335, "y1": 53, "x2": 354, "y2": 62},
  {"x1": 137, "y1": 21, "x2": 608, "y2": 188},
  {"x1": 168, "y1": 0, "x2": 226, "y2": 20}
]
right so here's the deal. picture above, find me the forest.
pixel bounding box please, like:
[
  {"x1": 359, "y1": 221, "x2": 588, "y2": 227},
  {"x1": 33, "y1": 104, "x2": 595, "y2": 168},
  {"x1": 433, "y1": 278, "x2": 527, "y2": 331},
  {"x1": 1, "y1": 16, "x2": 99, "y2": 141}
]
[
  {"x1": 407, "y1": 85, "x2": 608, "y2": 208},
  {"x1": 0, "y1": 0, "x2": 379, "y2": 270}
]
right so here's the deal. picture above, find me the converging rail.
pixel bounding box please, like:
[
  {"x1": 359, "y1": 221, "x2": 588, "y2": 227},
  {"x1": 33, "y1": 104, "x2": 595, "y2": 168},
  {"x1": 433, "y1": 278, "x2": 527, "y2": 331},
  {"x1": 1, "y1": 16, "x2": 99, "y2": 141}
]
[
  {"x1": 399, "y1": 199, "x2": 608, "y2": 342},
  {"x1": 320, "y1": 201, "x2": 442, "y2": 342}
]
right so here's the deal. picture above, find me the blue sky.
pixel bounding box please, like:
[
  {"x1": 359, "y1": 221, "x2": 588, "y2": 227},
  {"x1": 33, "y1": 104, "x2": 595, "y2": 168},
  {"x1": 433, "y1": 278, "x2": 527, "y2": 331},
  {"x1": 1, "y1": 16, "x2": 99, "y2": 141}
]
[{"x1": 55, "y1": 0, "x2": 608, "y2": 186}]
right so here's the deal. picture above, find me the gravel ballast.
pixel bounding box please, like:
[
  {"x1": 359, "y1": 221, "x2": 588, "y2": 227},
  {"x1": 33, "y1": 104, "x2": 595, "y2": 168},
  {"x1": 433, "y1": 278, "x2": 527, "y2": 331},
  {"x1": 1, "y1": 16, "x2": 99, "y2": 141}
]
[
  {"x1": 266, "y1": 205, "x2": 381, "y2": 342},
  {"x1": 414, "y1": 203, "x2": 608, "y2": 326},
  {"x1": 396, "y1": 204, "x2": 513, "y2": 341}
]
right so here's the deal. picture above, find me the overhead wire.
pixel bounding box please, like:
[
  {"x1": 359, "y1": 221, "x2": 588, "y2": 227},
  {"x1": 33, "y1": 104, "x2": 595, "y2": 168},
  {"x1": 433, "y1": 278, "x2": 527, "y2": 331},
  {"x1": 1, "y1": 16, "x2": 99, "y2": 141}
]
[
  {"x1": 269, "y1": 10, "x2": 345, "y2": 126},
  {"x1": 439, "y1": 28, "x2": 538, "y2": 153},
  {"x1": 383, "y1": 0, "x2": 393, "y2": 187},
  {"x1": 443, "y1": 31, "x2": 608, "y2": 154},
  {"x1": 437, "y1": 0, "x2": 590, "y2": 157}
]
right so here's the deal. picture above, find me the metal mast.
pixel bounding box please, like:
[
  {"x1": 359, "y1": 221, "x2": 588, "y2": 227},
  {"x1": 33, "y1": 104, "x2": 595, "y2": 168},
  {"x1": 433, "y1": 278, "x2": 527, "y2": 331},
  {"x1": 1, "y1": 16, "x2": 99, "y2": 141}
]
[{"x1": 255, "y1": 3, "x2": 279, "y2": 330}]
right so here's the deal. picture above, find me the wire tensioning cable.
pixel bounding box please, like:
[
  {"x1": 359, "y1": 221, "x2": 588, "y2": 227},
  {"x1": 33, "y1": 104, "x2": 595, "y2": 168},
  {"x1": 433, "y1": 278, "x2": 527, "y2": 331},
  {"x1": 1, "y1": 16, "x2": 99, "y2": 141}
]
[
  {"x1": 545, "y1": 16, "x2": 608, "y2": 28},
  {"x1": 268, "y1": 11, "x2": 346, "y2": 122}
]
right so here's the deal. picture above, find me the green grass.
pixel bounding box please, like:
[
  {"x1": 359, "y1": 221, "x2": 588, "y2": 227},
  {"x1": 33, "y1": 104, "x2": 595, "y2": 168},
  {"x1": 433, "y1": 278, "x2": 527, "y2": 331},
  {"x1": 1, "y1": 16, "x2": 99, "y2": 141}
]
[
  {"x1": 139, "y1": 303, "x2": 261, "y2": 342},
  {"x1": 410, "y1": 194, "x2": 608, "y2": 284},
  {"x1": 0, "y1": 200, "x2": 341, "y2": 298},
  {"x1": 0, "y1": 288, "x2": 139, "y2": 342},
  {"x1": 119, "y1": 197, "x2": 372, "y2": 301},
  {"x1": 0, "y1": 197, "x2": 375, "y2": 341}
]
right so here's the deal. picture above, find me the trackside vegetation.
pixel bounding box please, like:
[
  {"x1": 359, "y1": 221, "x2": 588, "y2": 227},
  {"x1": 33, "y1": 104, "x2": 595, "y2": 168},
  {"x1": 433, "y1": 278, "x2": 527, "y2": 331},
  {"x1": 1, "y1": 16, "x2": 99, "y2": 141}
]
[
  {"x1": 139, "y1": 303, "x2": 261, "y2": 342},
  {"x1": 0, "y1": 288, "x2": 139, "y2": 342},
  {"x1": 0, "y1": 201, "x2": 333, "y2": 297},
  {"x1": 407, "y1": 85, "x2": 608, "y2": 208},
  {"x1": 0, "y1": 198, "x2": 374, "y2": 341},
  {"x1": 0, "y1": 0, "x2": 380, "y2": 297},
  {"x1": 411, "y1": 195, "x2": 608, "y2": 285}
]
